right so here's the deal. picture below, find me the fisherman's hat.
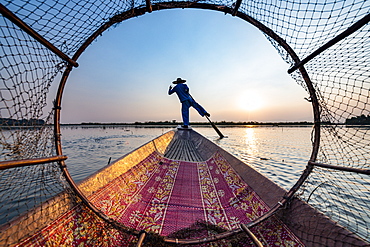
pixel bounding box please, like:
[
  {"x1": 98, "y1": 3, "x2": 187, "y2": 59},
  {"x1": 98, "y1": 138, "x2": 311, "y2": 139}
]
[{"x1": 173, "y1": 78, "x2": 186, "y2": 84}]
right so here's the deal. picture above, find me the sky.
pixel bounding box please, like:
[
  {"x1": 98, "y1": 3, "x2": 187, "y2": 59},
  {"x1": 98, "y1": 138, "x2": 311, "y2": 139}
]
[{"x1": 59, "y1": 9, "x2": 313, "y2": 124}]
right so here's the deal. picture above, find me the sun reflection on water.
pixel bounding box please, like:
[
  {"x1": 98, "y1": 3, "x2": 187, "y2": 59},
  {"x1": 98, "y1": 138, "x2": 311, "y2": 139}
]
[{"x1": 243, "y1": 127, "x2": 257, "y2": 156}]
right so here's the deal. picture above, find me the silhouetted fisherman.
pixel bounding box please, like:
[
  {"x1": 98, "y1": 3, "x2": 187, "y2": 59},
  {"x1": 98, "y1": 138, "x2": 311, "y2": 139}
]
[{"x1": 168, "y1": 77, "x2": 210, "y2": 128}]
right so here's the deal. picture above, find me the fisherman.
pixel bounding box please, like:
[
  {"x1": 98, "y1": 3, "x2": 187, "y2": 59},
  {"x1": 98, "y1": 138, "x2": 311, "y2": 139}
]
[{"x1": 168, "y1": 77, "x2": 210, "y2": 128}]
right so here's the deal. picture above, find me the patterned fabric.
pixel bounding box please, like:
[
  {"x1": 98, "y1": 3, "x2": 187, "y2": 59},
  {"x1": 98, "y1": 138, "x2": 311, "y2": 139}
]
[
  {"x1": 17, "y1": 204, "x2": 129, "y2": 246},
  {"x1": 18, "y1": 151, "x2": 303, "y2": 246}
]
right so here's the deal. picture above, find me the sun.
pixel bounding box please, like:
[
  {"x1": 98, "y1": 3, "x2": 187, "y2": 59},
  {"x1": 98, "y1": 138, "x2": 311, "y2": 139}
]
[{"x1": 237, "y1": 91, "x2": 264, "y2": 112}]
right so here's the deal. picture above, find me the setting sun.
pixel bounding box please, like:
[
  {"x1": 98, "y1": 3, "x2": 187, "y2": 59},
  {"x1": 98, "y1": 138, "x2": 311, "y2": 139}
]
[{"x1": 237, "y1": 91, "x2": 265, "y2": 112}]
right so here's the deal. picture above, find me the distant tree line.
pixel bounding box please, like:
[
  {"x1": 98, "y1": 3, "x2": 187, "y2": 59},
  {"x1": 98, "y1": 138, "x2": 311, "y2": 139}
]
[
  {"x1": 76, "y1": 120, "x2": 313, "y2": 126},
  {"x1": 345, "y1": 115, "x2": 370, "y2": 125},
  {"x1": 0, "y1": 118, "x2": 45, "y2": 126}
]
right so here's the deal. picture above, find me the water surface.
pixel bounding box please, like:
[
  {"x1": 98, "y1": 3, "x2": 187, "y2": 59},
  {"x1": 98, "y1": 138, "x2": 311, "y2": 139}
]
[{"x1": 61, "y1": 125, "x2": 313, "y2": 190}]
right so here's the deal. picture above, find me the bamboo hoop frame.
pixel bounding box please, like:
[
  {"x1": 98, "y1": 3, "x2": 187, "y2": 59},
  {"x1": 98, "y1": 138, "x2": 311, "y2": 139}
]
[
  {"x1": 51, "y1": 2, "x2": 322, "y2": 244},
  {"x1": 0, "y1": 1, "x2": 323, "y2": 244}
]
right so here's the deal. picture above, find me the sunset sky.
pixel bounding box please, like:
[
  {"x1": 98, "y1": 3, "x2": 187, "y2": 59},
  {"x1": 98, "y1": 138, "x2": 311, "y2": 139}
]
[{"x1": 59, "y1": 9, "x2": 313, "y2": 124}]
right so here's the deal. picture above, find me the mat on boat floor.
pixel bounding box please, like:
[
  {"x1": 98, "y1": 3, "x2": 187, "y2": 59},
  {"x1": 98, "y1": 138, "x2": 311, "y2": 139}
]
[{"x1": 18, "y1": 151, "x2": 303, "y2": 246}]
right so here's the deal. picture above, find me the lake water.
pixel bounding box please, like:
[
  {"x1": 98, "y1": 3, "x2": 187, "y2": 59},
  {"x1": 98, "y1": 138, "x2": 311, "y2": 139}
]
[{"x1": 61, "y1": 125, "x2": 313, "y2": 191}]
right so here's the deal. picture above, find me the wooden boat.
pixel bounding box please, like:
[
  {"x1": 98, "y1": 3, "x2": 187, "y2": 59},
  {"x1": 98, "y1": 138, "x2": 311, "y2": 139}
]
[{"x1": 1, "y1": 128, "x2": 367, "y2": 246}]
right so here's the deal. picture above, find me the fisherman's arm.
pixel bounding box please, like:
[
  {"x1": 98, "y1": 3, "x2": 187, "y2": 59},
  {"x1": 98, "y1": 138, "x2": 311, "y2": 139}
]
[{"x1": 168, "y1": 85, "x2": 176, "y2": 95}]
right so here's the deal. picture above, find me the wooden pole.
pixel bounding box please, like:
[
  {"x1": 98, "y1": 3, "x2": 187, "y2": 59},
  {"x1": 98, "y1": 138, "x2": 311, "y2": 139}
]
[
  {"x1": 288, "y1": 13, "x2": 370, "y2": 74},
  {"x1": 231, "y1": 0, "x2": 242, "y2": 16},
  {"x1": 240, "y1": 224, "x2": 264, "y2": 247},
  {"x1": 136, "y1": 231, "x2": 146, "y2": 247},
  {"x1": 309, "y1": 161, "x2": 370, "y2": 175},
  {"x1": 188, "y1": 93, "x2": 225, "y2": 139},
  {"x1": 205, "y1": 115, "x2": 224, "y2": 139},
  {"x1": 0, "y1": 3, "x2": 78, "y2": 67},
  {"x1": 0, "y1": 155, "x2": 68, "y2": 170}
]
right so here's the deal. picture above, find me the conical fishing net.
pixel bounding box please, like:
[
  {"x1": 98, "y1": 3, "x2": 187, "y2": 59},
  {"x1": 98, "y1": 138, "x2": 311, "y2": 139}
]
[{"x1": 1, "y1": 0, "x2": 369, "y2": 246}]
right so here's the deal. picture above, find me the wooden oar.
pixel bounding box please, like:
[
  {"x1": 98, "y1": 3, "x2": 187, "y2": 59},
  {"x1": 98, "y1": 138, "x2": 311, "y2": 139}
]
[
  {"x1": 188, "y1": 93, "x2": 225, "y2": 138},
  {"x1": 205, "y1": 115, "x2": 224, "y2": 139}
]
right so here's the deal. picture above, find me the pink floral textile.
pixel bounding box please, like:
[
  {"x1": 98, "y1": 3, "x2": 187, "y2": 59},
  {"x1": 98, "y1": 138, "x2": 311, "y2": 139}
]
[{"x1": 18, "y1": 151, "x2": 303, "y2": 246}]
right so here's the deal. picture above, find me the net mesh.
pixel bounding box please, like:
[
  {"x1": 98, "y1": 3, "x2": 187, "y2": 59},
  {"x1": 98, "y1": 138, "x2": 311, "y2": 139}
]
[{"x1": 1, "y1": 0, "x2": 369, "y2": 246}]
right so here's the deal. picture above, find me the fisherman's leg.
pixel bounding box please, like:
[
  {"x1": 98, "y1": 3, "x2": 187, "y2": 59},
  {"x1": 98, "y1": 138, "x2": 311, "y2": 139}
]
[
  {"x1": 191, "y1": 101, "x2": 210, "y2": 117},
  {"x1": 181, "y1": 100, "x2": 191, "y2": 126}
]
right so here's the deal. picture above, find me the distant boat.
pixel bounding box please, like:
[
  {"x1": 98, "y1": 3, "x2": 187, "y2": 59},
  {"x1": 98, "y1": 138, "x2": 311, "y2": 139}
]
[{"x1": 2, "y1": 128, "x2": 367, "y2": 246}]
